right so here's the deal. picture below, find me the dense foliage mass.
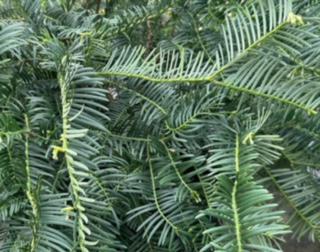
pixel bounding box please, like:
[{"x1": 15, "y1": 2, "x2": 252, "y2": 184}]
[{"x1": 0, "y1": 0, "x2": 320, "y2": 251}]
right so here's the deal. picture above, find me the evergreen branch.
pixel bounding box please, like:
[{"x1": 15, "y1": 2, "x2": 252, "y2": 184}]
[
  {"x1": 232, "y1": 180, "x2": 242, "y2": 252},
  {"x1": 56, "y1": 60, "x2": 89, "y2": 252},
  {"x1": 232, "y1": 135, "x2": 242, "y2": 252},
  {"x1": 211, "y1": 80, "x2": 317, "y2": 115},
  {"x1": 102, "y1": 72, "x2": 317, "y2": 114},
  {"x1": 118, "y1": 85, "x2": 167, "y2": 115},
  {"x1": 24, "y1": 114, "x2": 39, "y2": 252},
  {"x1": 208, "y1": 19, "x2": 288, "y2": 81},
  {"x1": 160, "y1": 140, "x2": 201, "y2": 203},
  {"x1": 147, "y1": 143, "x2": 179, "y2": 233},
  {"x1": 264, "y1": 167, "x2": 320, "y2": 241},
  {"x1": 100, "y1": 50, "x2": 318, "y2": 116}
]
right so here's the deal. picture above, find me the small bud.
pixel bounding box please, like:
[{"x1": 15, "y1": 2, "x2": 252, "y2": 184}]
[
  {"x1": 287, "y1": 12, "x2": 304, "y2": 25},
  {"x1": 242, "y1": 132, "x2": 255, "y2": 145},
  {"x1": 52, "y1": 145, "x2": 65, "y2": 160},
  {"x1": 307, "y1": 109, "x2": 317, "y2": 116},
  {"x1": 62, "y1": 206, "x2": 74, "y2": 213}
]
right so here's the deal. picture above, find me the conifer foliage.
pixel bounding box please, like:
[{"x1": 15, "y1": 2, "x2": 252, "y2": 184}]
[{"x1": 0, "y1": 0, "x2": 319, "y2": 251}]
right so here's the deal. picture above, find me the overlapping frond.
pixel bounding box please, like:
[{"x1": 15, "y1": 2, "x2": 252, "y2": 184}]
[
  {"x1": 197, "y1": 115, "x2": 288, "y2": 251},
  {"x1": 164, "y1": 90, "x2": 222, "y2": 142},
  {"x1": 0, "y1": 22, "x2": 26, "y2": 55},
  {"x1": 102, "y1": 0, "x2": 293, "y2": 80},
  {"x1": 99, "y1": 0, "x2": 320, "y2": 114},
  {"x1": 198, "y1": 176, "x2": 288, "y2": 252},
  {"x1": 125, "y1": 144, "x2": 197, "y2": 248},
  {"x1": 265, "y1": 167, "x2": 320, "y2": 242}
]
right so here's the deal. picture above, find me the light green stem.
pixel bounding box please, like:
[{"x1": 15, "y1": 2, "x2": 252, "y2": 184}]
[
  {"x1": 24, "y1": 114, "x2": 39, "y2": 252},
  {"x1": 147, "y1": 143, "x2": 179, "y2": 232},
  {"x1": 232, "y1": 134, "x2": 242, "y2": 252},
  {"x1": 160, "y1": 140, "x2": 201, "y2": 203}
]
